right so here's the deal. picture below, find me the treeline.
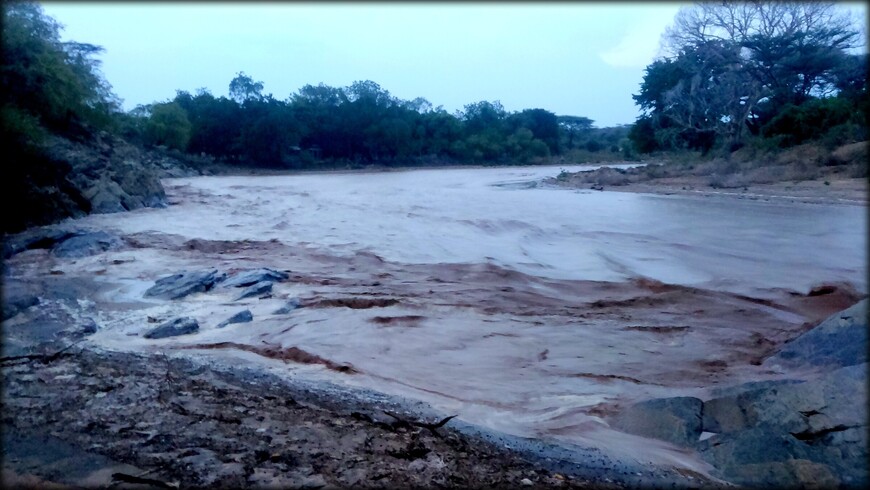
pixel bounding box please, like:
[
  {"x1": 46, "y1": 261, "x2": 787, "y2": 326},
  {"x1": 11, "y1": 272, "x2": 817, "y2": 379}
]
[
  {"x1": 628, "y1": 1, "x2": 868, "y2": 156},
  {"x1": 121, "y1": 76, "x2": 635, "y2": 168},
  {"x1": 2, "y1": 2, "x2": 119, "y2": 146},
  {"x1": 1, "y1": 2, "x2": 630, "y2": 172}
]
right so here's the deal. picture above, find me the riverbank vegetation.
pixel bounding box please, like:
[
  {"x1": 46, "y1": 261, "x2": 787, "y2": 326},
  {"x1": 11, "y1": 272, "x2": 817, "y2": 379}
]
[
  {"x1": 625, "y1": 2, "x2": 867, "y2": 172},
  {"x1": 1, "y1": 1, "x2": 867, "y2": 230}
]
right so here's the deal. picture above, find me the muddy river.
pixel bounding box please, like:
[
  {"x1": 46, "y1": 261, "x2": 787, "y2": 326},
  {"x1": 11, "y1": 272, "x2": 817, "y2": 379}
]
[{"x1": 13, "y1": 164, "x2": 866, "y2": 476}]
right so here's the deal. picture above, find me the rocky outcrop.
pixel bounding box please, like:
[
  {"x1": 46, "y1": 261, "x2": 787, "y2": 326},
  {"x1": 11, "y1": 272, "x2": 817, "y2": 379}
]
[
  {"x1": 235, "y1": 281, "x2": 272, "y2": 301},
  {"x1": 610, "y1": 299, "x2": 869, "y2": 488},
  {"x1": 273, "y1": 298, "x2": 301, "y2": 315},
  {"x1": 698, "y1": 363, "x2": 867, "y2": 488},
  {"x1": 1, "y1": 281, "x2": 41, "y2": 320},
  {"x1": 44, "y1": 133, "x2": 170, "y2": 216},
  {"x1": 610, "y1": 396, "x2": 702, "y2": 447},
  {"x1": 223, "y1": 268, "x2": 289, "y2": 288},
  {"x1": 144, "y1": 270, "x2": 224, "y2": 300},
  {"x1": 764, "y1": 299, "x2": 867, "y2": 369},
  {"x1": 2, "y1": 226, "x2": 80, "y2": 259},
  {"x1": 217, "y1": 310, "x2": 253, "y2": 328},
  {"x1": 2, "y1": 132, "x2": 201, "y2": 234},
  {"x1": 143, "y1": 317, "x2": 200, "y2": 339},
  {"x1": 52, "y1": 231, "x2": 123, "y2": 258}
]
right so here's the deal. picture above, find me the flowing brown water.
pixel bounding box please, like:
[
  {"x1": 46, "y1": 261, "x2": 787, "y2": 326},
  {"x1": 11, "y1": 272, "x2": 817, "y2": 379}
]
[{"x1": 8, "y1": 164, "x2": 865, "y2": 475}]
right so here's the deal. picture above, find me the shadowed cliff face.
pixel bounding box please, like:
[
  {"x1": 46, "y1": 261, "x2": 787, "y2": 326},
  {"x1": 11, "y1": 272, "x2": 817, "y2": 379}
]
[
  {"x1": 3, "y1": 164, "x2": 865, "y2": 476},
  {"x1": 2, "y1": 133, "x2": 203, "y2": 234}
]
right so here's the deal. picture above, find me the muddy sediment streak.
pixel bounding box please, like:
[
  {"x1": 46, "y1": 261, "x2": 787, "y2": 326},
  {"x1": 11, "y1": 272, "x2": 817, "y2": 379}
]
[{"x1": 2, "y1": 167, "x2": 865, "y2": 482}]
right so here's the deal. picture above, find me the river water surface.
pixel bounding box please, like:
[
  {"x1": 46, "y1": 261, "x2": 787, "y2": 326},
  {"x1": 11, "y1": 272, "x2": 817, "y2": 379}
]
[{"x1": 23, "y1": 163, "x2": 867, "y2": 475}]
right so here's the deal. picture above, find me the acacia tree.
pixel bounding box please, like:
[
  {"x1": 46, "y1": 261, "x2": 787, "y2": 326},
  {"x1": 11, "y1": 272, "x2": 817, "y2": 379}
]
[
  {"x1": 632, "y1": 1, "x2": 864, "y2": 152},
  {"x1": 663, "y1": 1, "x2": 862, "y2": 101},
  {"x1": 229, "y1": 72, "x2": 265, "y2": 104}
]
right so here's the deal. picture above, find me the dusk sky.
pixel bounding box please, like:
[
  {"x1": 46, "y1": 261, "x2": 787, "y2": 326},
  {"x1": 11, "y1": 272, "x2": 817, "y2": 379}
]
[{"x1": 41, "y1": 2, "x2": 867, "y2": 128}]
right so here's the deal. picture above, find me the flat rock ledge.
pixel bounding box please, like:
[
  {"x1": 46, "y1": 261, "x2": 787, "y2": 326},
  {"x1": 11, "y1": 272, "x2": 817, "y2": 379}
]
[
  {"x1": 217, "y1": 310, "x2": 254, "y2": 328},
  {"x1": 609, "y1": 299, "x2": 869, "y2": 488},
  {"x1": 143, "y1": 317, "x2": 200, "y2": 339},
  {"x1": 144, "y1": 270, "x2": 225, "y2": 300},
  {"x1": 223, "y1": 268, "x2": 289, "y2": 288}
]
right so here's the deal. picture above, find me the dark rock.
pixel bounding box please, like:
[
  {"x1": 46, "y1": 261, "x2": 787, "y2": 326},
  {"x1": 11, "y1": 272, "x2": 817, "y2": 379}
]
[
  {"x1": 52, "y1": 231, "x2": 123, "y2": 258},
  {"x1": 75, "y1": 318, "x2": 99, "y2": 336},
  {"x1": 273, "y1": 298, "x2": 301, "y2": 315},
  {"x1": 765, "y1": 299, "x2": 867, "y2": 369},
  {"x1": 217, "y1": 310, "x2": 253, "y2": 328},
  {"x1": 145, "y1": 270, "x2": 224, "y2": 300},
  {"x1": 2, "y1": 226, "x2": 79, "y2": 259},
  {"x1": 235, "y1": 281, "x2": 272, "y2": 301},
  {"x1": 223, "y1": 268, "x2": 289, "y2": 288},
  {"x1": 143, "y1": 317, "x2": 199, "y2": 339},
  {"x1": 698, "y1": 426, "x2": 813, "y2": 466},
  {"x1": 705, "y1": 364, "x2": 866, "y2": 435},
  {"x1": 709, "y1": 379, "x2": 804, "y2": 399},
  {"x1": 696, "y1": 300, "x2": 870, "y2": 487},
  {"x1": 700, "y1": 363, "x2": 868, "y2": 487},
  {"x1": 610, "y1": 396, "x2": 702, "y2": 447},
  {"x1": 52, "y1": 135, "x2": 167, "y2": 217},
  {"x1": 3, "y1": 319, "x2": 71, "y2": 354},
  {"x1": 2, "y1": 142, "x2": 90, "y2": 234},
  {"x1": 697, "y1": 428, "x2": 838, "y2": 488},
  {"x1": 702, "y1": 385, "x2": 812, "y2": 435},
  {"x1": 2, "y1": 281, "x2": 41, "y2": 320}
]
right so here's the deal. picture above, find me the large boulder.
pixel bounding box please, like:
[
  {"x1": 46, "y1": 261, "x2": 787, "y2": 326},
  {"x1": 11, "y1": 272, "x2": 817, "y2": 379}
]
[
  {"x1": 1, "y1": 281, "x2": 41, "y2": 320},
  {"x1": 143, "y1": 317, "x2": 199, "y2": 339},
  {"x1": 217, "y1": 310, "x2": 253, "y2": 328},
  {"x1": 2, "y1": 226, "x2": 80, "y2": 259},
  {"x1": 696, "y1": 428, "x2": 840, "y2": 488},
  {"x1": 273, "y1": 298, "x2": 301, "y2": 315},
  {"x1": 223, "y1": 268, "x2": 289, "y2": 288},
  {"x1": 52, "y1": 231, "x2": 123, "y2": 258},
  {"x1": 765, "y1": 299, "x2": 867, "y2": 370},
  {"x1": 145, "y1": 270, "x2": 224, "y2": 300},
  {"x1": 609, "y1": 396, "x2": 703, "y2": 447},
  {"x1": 235, "y1": 281, "x2": 272, "y2": 301},
  {"x1": 699, "y1": 363, "x2": 868, "y2": 487},
  {"x1": 613, "y1": 302, "x2": 870, "y2": 488},
  {"x1": 48, "y1": 134, "x2": 168, "y2": 217},
  {"x1": 2, "y1": 132, "x2": 192, "y2": 233}
]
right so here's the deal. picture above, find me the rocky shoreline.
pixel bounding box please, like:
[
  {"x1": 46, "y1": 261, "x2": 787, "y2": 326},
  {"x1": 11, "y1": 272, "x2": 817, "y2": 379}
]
[
  {"x1": 3, "y1": 158, "x2": 868, "y2": 488},
  {"x1": 3, "y1": 346, "x2": 635, "y2": 489},
  {"x1": 544, "y1": 166, "x2": 868, "y2": 206},
  {"x1": 1, "y1": 228, "x2": 721, "y2": 488},
  {"x1": 3, "y1": 219, "x2": 867, "y2": 488}
]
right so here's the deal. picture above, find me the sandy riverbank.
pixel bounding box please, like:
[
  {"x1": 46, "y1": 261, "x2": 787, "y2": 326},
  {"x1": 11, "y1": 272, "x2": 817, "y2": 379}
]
[{"x1": 546, "y1": 170, "x2": 867, "y2": 206}]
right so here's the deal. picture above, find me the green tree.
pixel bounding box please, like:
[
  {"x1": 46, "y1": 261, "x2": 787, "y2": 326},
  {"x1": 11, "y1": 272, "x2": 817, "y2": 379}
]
[
  {"x1": 632, "y1": 1, "x2": 864, "y2": 153},
  {"x1": 173, "y1": 89, "x2": 244, "y2": 159},
  {"x1": 229, "y1": 72, "x2": 265, "y2": 104},
  {"x1": 1, "y1": 1, "x2": 119, "y2": 140},
  {"x1": 557, "y1": 115, "x2": 594, "y2": 148},
  {"x1": 509, "y1": 109, "x2": 560, "y2": 155},
  {"x1": 143, "y1": 102, "x2": 192, "y2": 151}
]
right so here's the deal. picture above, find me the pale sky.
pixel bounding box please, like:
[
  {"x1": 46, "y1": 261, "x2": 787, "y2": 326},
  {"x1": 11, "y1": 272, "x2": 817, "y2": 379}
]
[{"x1": 40, "y1": 2, "x2": 867, "y2": 128}]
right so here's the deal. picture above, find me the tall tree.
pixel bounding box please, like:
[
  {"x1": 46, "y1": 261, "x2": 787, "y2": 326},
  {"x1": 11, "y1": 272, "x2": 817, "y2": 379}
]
[
  {"x1": 2, "y1": 1, "x2": 119, "y2": 140},
  {"x1": 229, "y1": 72, "x2": 265, "y2": 104},
  {"x1": 631, "y1": 1, "x2": 864, "y2": 152}
]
